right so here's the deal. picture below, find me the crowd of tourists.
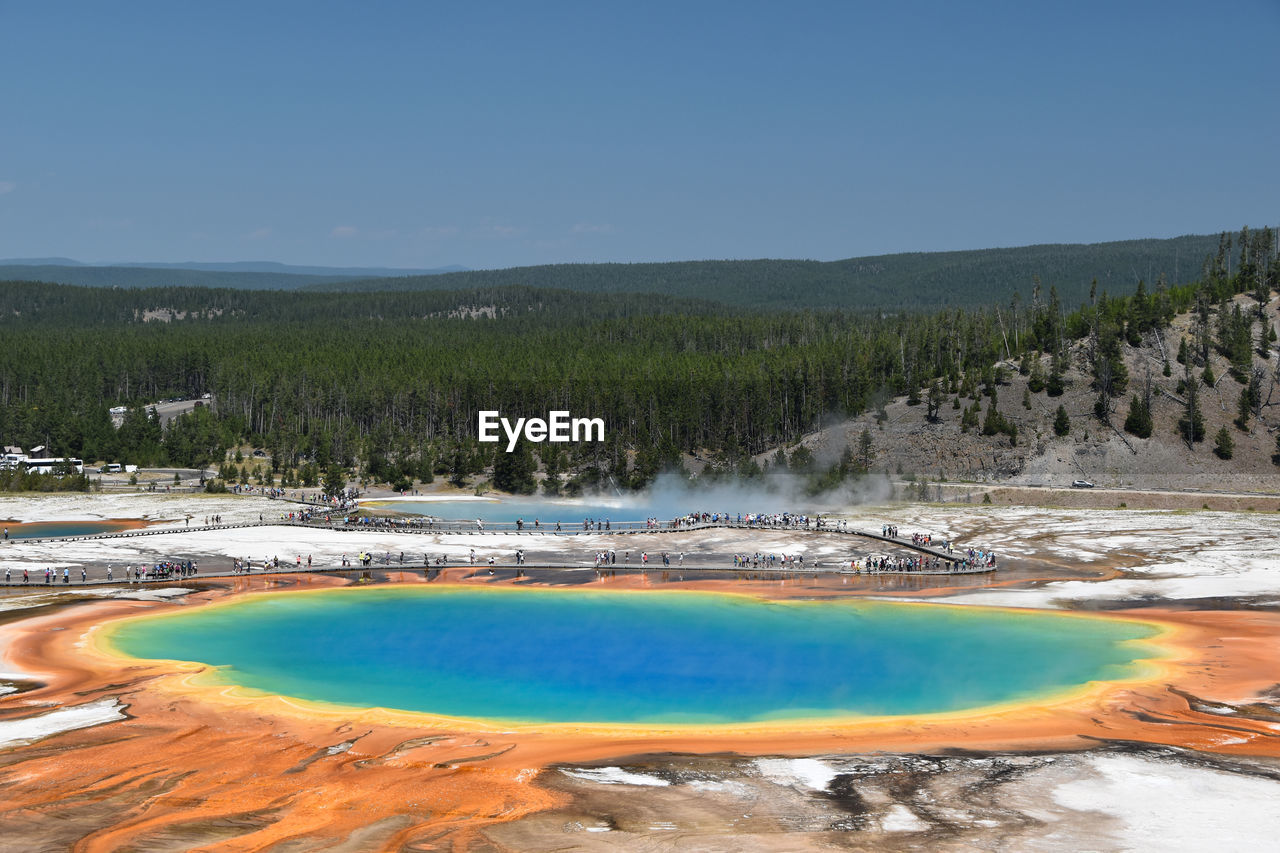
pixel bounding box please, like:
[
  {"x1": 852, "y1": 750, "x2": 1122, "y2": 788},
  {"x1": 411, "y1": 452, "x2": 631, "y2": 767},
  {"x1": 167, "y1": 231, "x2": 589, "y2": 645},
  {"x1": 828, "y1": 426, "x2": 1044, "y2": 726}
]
[
  {"x1": 3, "y1": 560, "x2": 197, "y2": 584},
  {"x1": 732, "y1": 548, "x2": 808, "y2": 568},
  {"x1": 143, "y1": 560, "x2": 199, "y2": 579},
  {"x1": 857, "y1": 554, "x2": 947, "y2": 572},
  {"x1": 232, "y1": 555, "x2": 309, "y2": 573},
  {"x1": 671, "y1": 511, "x2": 814, "y2": 528},
  {"x1": 732, "y1": 552, "x2": 806, "y2": 569},
  {"x1": 591, "y1": 549, "x2": 683, "y2": 568},
  {"x1": 340, "y1": 515, "x2": 433, "y2": 530}
]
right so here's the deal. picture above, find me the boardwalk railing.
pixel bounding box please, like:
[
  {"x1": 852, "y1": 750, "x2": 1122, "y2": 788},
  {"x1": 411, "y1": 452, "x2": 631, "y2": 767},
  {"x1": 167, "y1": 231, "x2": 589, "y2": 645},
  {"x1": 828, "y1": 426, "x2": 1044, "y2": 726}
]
[{"x1": 3, "y1": 516, "x2": 995, "y2": 577}]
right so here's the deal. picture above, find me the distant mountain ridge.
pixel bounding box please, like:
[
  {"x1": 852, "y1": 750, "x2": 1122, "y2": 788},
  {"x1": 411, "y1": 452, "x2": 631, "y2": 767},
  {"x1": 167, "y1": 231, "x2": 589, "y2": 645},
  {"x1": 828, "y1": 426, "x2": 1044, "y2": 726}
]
[
  {"x1": 0, "y1": 257, "x2": 466, "y2": 277},
  {"x1": 0, "y1": 256, "x2": 86, "y2": 266},
  {"x1": 0, "y1": 259, "x2": 466, "y2": 291},
  {"x1": 106, "y1": 260, "x2": 468, "y2": 277},
  {"x1": 0, "y1": 265, "x2": 352, "y2": 291},
  {"x1": 307, "y1": 233, "x2": 1237, "y2": 311},
  {"x1": 0, "y1": 232, "x2": 1256, "y2": 309}
]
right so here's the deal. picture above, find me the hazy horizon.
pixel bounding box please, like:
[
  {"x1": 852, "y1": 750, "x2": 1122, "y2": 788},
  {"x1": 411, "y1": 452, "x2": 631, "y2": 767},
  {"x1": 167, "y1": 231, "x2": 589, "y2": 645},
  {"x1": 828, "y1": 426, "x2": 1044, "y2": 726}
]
[{"x1": 0, "y1": 227, "x2": 1258, "y2": 277}]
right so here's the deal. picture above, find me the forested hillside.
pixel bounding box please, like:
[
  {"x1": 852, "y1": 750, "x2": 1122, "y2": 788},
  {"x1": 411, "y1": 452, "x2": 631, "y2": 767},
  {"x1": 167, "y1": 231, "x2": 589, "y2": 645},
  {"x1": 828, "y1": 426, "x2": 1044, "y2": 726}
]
[
  {"x1": 1, "y1": 281, "x2": 734, "y2": 326},
  {"x1": 1, "y1": 281, "x2": 1011, "y2": 487},
  {"x1": 3, "y1": 232, "x2": 1249, "y2": 311},
  {"x1": 312, "y1": 233, "x2": 1231, "y2": 311},
  {"x1": 1, "y1": 228, "x2": 1274, "y2": 495}
]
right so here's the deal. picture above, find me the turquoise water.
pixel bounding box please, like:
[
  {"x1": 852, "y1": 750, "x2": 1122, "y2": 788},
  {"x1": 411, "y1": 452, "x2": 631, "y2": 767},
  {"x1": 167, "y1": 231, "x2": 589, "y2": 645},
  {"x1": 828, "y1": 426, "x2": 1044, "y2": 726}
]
[
  {"x1": 369, "y1": 498, "x2": 633, "y2": 523},
  {"x1": 107, "y1": 588, "x2": 1159, "y2": 724},
  {"x1": 2, "y1": 520, "x2": 141, "y2": 539},
  {"x1": 366, "y1": 497, "x2": 785, "y2": 523}
]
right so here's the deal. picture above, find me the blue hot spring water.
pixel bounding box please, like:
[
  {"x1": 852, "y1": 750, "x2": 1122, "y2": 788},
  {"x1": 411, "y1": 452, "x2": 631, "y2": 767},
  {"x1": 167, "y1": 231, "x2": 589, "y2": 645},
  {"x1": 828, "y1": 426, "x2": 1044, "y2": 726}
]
[{"x1": 107, "y1": 587, "x2": 1160, "y2": 725}]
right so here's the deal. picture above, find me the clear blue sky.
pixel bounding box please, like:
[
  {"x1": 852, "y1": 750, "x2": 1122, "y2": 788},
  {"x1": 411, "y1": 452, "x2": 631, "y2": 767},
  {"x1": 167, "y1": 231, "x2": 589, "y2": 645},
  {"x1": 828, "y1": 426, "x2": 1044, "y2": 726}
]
[{"x1": 2, "y1": 1, "x2": 1276, "y2": 269}]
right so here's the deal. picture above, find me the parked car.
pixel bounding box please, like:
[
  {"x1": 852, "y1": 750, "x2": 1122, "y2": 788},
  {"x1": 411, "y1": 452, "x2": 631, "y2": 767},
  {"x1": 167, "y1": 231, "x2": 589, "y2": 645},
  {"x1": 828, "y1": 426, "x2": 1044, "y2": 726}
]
[{"x1": 1071, "y1": 479, "x2": 1095, "y2": 488}]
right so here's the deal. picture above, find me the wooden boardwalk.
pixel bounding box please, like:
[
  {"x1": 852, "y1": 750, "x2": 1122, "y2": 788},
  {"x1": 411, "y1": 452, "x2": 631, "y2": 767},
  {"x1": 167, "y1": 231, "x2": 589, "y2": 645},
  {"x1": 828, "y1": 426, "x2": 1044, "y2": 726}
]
[{"x1": 3, "y1": 517, "x2": 995, "y2": 579}]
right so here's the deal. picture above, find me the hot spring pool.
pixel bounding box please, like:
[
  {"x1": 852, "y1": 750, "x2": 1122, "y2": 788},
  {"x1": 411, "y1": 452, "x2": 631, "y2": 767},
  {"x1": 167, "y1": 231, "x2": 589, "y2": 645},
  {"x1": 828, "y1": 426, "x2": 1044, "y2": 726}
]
[
  {"x1": 2, "y1": 519, "x2": 145, "y2": 539},
  {"x1": 104, "y1": 587, "x2": 1163, "y2": 725},
  {"x1": 360, "y1": 497, "x2": 766, "y2": 524}
]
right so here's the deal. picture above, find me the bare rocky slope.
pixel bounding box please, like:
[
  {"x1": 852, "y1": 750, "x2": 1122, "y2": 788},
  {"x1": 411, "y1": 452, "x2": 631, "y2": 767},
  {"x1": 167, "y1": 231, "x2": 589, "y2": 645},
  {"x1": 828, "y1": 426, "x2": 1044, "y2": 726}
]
[{"x1": 785, "y1": 293, "x2": 1280, "y2": 495}]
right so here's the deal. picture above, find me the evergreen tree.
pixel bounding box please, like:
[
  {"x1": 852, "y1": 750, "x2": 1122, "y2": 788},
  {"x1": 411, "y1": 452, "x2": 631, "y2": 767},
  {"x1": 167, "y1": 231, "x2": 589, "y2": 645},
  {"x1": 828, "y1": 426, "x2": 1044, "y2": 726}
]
[
  {"x1": 1046, "y1": 350, "x2": 1066, "y2": 396},
  {"x1": 1027, "y1": 354, "x2": 1046, "y2": 392},
  {"x1": 1235, "y1": 384, "x2": 1252, "y2": 431},
  {"x1": 1091, "y1": 322, "x2": 1128, "y2": 400},
  {"x1": 737, "y1": 457, "x2": 764, "y2": 480},
  {"x1": 1053, "y1": 404, "x2": 1070, "y2": 437},
  {"x1": 1214, "y1": 303, "x2": 1254, "y2": 381},
  {"x1": 981, "y1": 399, "x2": 1002, "y2": 436},
  {"x1": 541, "y1": 447, "x2": 563, "y2": 495},
  {"x1": 1247, "y1": 370, "x2": 1262, "y2": 416},
  {"x1": 789, "y1": 445, "x2": 815, "y2": 473},
  {"x1": 857, "y1": 427, "x2": 874, "y2": 471},
  {"x1": 1177, "y1": 369, "x2": 1206, "y2": 447},
  {"x1": 1192, "y1": 286, "x2": 1213, "y2": 364},
  {"x1": 1094, "y1": 387, "x2": 1112, "y2": 424},
  {"x1": 926, "y1": 379, "x2": 945, "y2": 422},
  {"x1": 837, "y1": 444, "x2": 856, "y2": 478},
  {"x1": 448, "y1": 447, "x2": 469, "y2": 488},
  {"x1": 1213, "y1": 427, "x2": 1234, "y2": 460},
  {"x1": 1123, "y1": 394, "x2": 1153, "y2": 438},
  {"x1": 981, "y1": 399, "x2": 1016, "y2": 440},
  {"x1": 492, "y1": 440, "x2": 536, "y2": 494}
]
